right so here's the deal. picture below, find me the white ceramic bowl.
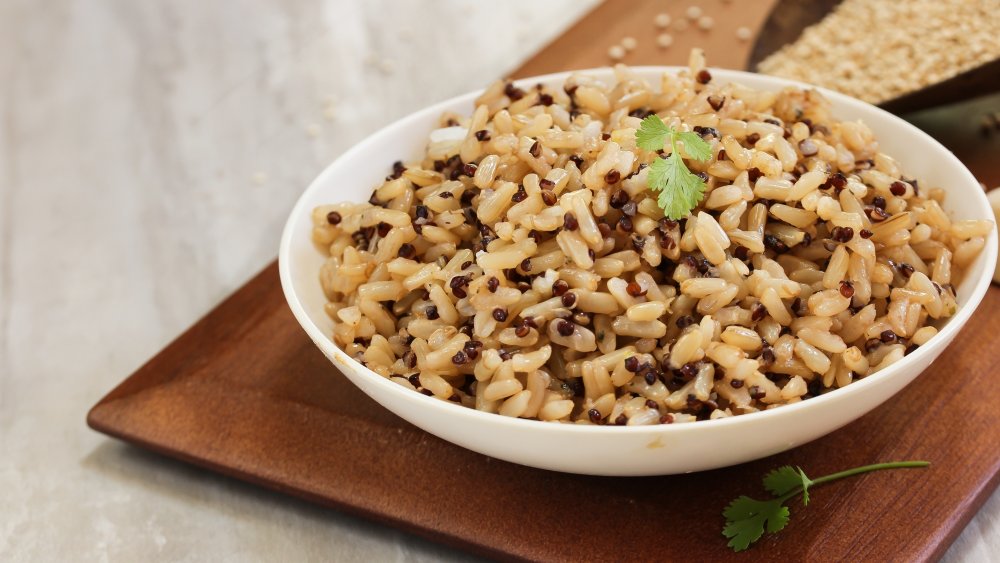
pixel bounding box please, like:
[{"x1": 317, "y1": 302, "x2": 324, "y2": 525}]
[{"x1": 279, "y1": 67, "x2": 996, "y2": 476}]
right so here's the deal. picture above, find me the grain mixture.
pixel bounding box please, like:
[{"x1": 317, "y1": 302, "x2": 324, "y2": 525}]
[
  {"x1": 312, "y1": 52, "x2": 989, "y2": 425},
  {"x1": 758, "y1": 0, "x2": 1000, "y2": 104}
]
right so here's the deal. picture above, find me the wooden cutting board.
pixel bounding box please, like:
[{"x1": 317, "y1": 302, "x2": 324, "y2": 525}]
[{"x1": 87, "y1": 0, "x2": 1000, "y2": 560}]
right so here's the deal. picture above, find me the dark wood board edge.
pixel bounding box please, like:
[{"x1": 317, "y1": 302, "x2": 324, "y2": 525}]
[{"x1": 89, "y1": 389, "x2": 520, "y2": 563}]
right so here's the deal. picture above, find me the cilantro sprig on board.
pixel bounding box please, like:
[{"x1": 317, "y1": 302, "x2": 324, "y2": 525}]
[
  {"x1": 635, "y1": 115, "x2": 712, "y2": 220},
  {"x1": 723, "y1": 461, "x2": 930, "y2": 552}
]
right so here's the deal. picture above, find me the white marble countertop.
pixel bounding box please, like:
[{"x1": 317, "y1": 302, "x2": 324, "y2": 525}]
[{"x1": 0, "y1": 0, "x2": 996, "y2": 560}]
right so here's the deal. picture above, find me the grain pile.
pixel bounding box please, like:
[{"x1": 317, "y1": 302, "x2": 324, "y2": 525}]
[
  {"x1": 758, "y1": 0, "x2": 1000, "y2": 104},
  {"x1": 312, "y1": 55, "x2": 989, "y2": 425}
]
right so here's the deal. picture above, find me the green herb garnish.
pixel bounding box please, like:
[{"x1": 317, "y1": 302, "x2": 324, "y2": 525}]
[
  {"x1": 723, "y1": 460, "x2": 930, "y2": 552},
  {"x1": 635, "y1": 114, "x2": 712, "y2": 220}
]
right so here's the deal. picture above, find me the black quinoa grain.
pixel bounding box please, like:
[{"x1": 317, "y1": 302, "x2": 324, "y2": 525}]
[
  {"x1": 830, "y1": 226, "x2": 854, "y2": 243},
  {"x1": 747, "y1": 167, "x2": 763, "y2": 182},
  {"x1": 452, "y1": 351, "x2": 468, "y2": 365},
  {"x1": 625, "y1": 356, "x2": 640, "y2": 372},
  {"x1": 529, "y1": 140, "x2": 541, "y2": 158},
  {"x1": 397, "y1": 243, "x2": 415, "y2": 259},
  {"x1": 751, "y1": 302, "x2": 767, "y2": 322},
  {"x1": 601, "y1": 132, "x2": 611, "y2": 141},
  {"x1": 660, "y1": 414, "x2": 675, "y2": 424},
  {"x1": 610, "y1": 189, "x2": 629, "y2": 209},
  {"x1": 598, "y1": 222, "x2": 612, "y2": 238},
  {"x1": 461, "y1": 162, "x2": 477, "y2": 176},
  {"x1": 563, "y1": 212, "x2": 579, "y2": 231},
  {"x1": 733, "y1": 245, "x2": 750, "y2": 260},
  {"x1": 632, "y1": 235, "x2": 646, "y2": 251},
  {"x1": 588, "y1": 408, "x2": 602, "y2": 423},
  {"x1": 491, "y1": 307, "x2": 508, "y2": 322},
  {"x1": 538, "y1": 93, "x2": 554, "y2": 106},
  {"x1": 890, "y1": 181, "x2": 907, "y2": 196},
  {"x1": 556, "y1": 319, "x2": 575, "y2": 337},
  {"x1": 659, "y1": 234, "x2": 676, "y2": 250},
  {"x1": 707, "y1": 95, "x2": 725, "y2": 110},
  {"x1": 515, "y1": 323, "x2": 531, "y2": 338},
  {"x1": 511, "y1": 185, "x2": 527, "y2": 203},
  {"x1": 561, "y1": 291, "x2": 577, "y2": 308},
  {"x1": 860, "y1": 228, "x2": 873, "y2": 239},
  {"x1": 519, "y1": 257, "x2": 532, "y2": 273},
  {"x1": 425, "y1": 306, "x2": 439, "y2": 320},
  {"x1": 504, "y1": 82, "x2": 525, "y2": 101},
  {"x1": 621, "y1": 200, "x2": 637, "y2": 216},
  {"x1": 415, "y1": 205, "x2": 429, "y2": 220},
  {"x1": 473, "y1": 129, "x2": 491, "y2": 142},
  {"x1": 486, "y1": 276, "x2": 500, "y2": 293},
  {"x1": 552, "y1": 279, "x2": 569, "y2": 297},
  {"x1": 450, "y1": 275, "x2": 468, "y2": 290},
  {"x1": 326, "y1": 211, "x2": 342, "y2": 225},
  {"x1": 569, "y1": 154, "x2": 584, "y2": 168},
  {"x1": 403, "y1": 351, "x2": 417, "y2": 369},
  {"x1": 588, "y1": 248, "x2": 596, "y2": 261},
  {"x1": 867, "y1": 206, "x2": 890, "y2": 222},
  {"x1": 760, "y1": 345, "x2": 776, "y2": 366},
  {"x1": 872, "y1": 196, "x2": 887, "y2": 209},
  {"x1": 749, "y1": 385, "x2": 766, "y2": 400},
  {"x1": 438, "y1": 191, "x2": 454, "y2": 200},
  {"x1": 730, "y1": 378, "x2": 744, "y2": 389},
  {"x1": 696, "y1": 69, "x2": 712, "y2": 84},
  {"x1": 905, "y1": 343, "x2": 919, "y2": 355},
  {"x1": 880, "y1": 330, "x2": 898, "y2": 343},
  {"x1": 680, "y1": 363, "x2": 698, "y2": 380},
  {"x1": 764, "y1": 233, "x2": 789, "y2": 253},
  {"x1": 618, "y1": 216, "x2": 634, "y2": 233},
  {"x1": 840, "y1": 280, "x2": 855, "y2": 298},
  {"x1": 391, "y1": 160, "x2": 406, "y2": 178},
  {"x1": 605, "y1": 169, "x2": 621, "y2": 184},
  {"x1": 499, "y1": 349, "x2": 512, "y2": 361},
  {"x1": 898, "y1": 262, "x2": 915, "y2": 278},
  {"x1": 865, "y1": 337, "x2": 882, "y2": 352},
  {"x1": 645, "y1": 372, "x2": 657, "y2": 385},
  {"x1": 746, "y1": 133, "x2": 761, "y2": 146},
  {"x1": 626, "y1": 281, "x2": 646, "y2": 297},
  {"x1": 408, "y1": 373, "x2": 421, "y2": 387},
  {"x1": 615, "y1": 414, "x2": 628, "y2": 425},
  {"x1": 540, "y1": 189, "x2": 557, "y2": 206},
  {"x1": 645, "y1": 400, "x2": 659, "y2": 410},
  {"x1": 539, "y1": 178, "x2": 555, "y2": 190},
  {"x1": 675, "y1": 315, "x2": 695, "y2": 329}
]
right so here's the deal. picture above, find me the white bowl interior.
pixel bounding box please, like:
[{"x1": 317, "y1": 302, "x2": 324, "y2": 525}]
[{"x1": 279, "y1": 67, "x2": 996, "y2": 476}]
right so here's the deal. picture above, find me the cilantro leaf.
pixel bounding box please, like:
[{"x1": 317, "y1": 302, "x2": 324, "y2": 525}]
[
  {"x1": 722, "y1": 496, "x2": 790, "y2": 552},
  {"x1": 675, "y1": 130, "x2": 713, "y2": 161},
  {"x1": 635, "y1": 114, "x2": 672, "y2": 151},
  {"x1": 648, "y1": 153, "x2": 706, "y2": 220},
  {"x1": 635, "y1": 116, "x2": 712, "y2": 219},
  {"x1": 763, "y1": 466, "x2": 813, "y2": 504},
  {"x1": 722, "y1": 461, "x2": 930, "y2": 552}
]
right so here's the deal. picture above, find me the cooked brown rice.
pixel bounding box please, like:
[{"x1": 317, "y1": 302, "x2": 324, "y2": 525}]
[{"x1": 311, "y1": 51, "x2": 990, "y2": 425}]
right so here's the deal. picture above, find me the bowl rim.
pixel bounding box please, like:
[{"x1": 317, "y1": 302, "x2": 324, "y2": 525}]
[{"x1": 279, "y1": 66, "x2": 997, "y2": 436}]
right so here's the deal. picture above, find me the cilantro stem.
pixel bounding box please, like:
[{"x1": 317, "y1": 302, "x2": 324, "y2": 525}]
[
  {"x1": 775, "y1": 461, "x2": 930, "y2": 504},
  {"x1": 809, "y1": 461, "x2": 930, "y2": 487}
]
